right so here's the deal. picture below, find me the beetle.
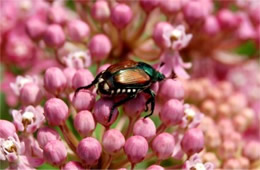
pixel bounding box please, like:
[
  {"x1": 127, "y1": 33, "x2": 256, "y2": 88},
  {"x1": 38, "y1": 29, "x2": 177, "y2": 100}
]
[{"x1": 75, "y1": 60, "x2": 165, "y2": 122}]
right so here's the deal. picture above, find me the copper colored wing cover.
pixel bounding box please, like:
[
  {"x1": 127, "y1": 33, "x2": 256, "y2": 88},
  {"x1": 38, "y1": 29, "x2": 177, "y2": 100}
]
[
  {"x1": 115, "y1": 68, "x2": 150, "y2": 85},
  {"x1": 107, "y1": 60, "x2": 138, "y2": 73}
]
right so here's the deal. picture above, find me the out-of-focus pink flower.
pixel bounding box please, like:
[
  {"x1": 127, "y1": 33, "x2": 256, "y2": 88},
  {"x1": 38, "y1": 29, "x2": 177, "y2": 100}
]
[
  {"x1": 160, "y1": 0, "x2": 182, "y2": 14},
  {"x1": 111, "y1": 3, "x2": 133, "y2": 29},
  {"x1": 64, "y1": 51, "x2": 92, "y2": 69},
  {"x1": 217, "y1": 9, "x2": 239, "y2": 29},
  {"x1": 77, "y1": 137, "x2": 102, "y2": 165},
  {"x1": 236, "y1": 13, "x2": 256, "y2": 40},
  {"x1": 88, "y1": 34, "x2": 112, "y2": 61},
  {"x1": 12, "y1": 105, "x2": 45, "y2": 134},
  {"x1": 48, "y1": 4, "x2": 67, "y2": 25},
  {"x1": 243, "y1": 140, "x2": 260, "y2": 161},
  {"x1": 172, "y1": 132, "x2": 184, "y2": 160},
  {"x1": 140, "y1": 0, "x2": 160, "y2": 13},
  {"x1": 26, "y1": 16, "x2": 47, "y2": 40},
  {"x1": 183, "y1": 0, "x2": 213, "y2": 24},
  {"x1": 20, "y1": 82, "x2": 42, "y2": 106},
  {"x1": 124, "y1": 135, "x2": 148, "y2": 164},
  {"x1": 67, "y1": 19, "x2": 90, "y2": 42},
  {"x1": 91, "y1": 0, "x2": 110, "y2": 22},
  {"x1": 4, "y1": 28, "x2": 36, "y2": 66},
  {"x1": 0, "y1": 120, "x2": 16, "y2": 139},
  {"x1": 10, "y1": 75, "x2": 38, "y2": 96},
  {"x1": 43, "y1": 140, "x2": 67, "y2": 166},
  {"x1": 74, "y1": 110, "x2": 96, "y2": 137},
  {"x1": 203, "y1": 15, "x2": 220, "y2": 35},
  {"x1": 43, "y1": 24, "x2": 65, "y2": 48},
  {"x1": 44, "y1": 98, "x2": 69, "y2": 126},
  {"x1": 183, "y1": 153, "x2": 214, "y2": 170}
]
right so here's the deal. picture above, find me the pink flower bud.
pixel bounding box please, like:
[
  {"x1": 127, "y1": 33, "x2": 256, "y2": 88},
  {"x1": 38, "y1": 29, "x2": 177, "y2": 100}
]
[
  {"x1": 159, "y1": 79, "x2": 184, "y2": 101},
  {"x1": 160, "y1": 0, "x2": 182, "y2": 14},
  {"x1": 223, "y1": 158, "x2": 240, "y2": 169},
  {"x1": 93, "y1": 98, "x2": 119, "y2": 127},
  {"x1": 140, "y1": 0, "x2": 160, "y2": 13},
  {"x1": 152, "y1": 132, "x2": 175, "y2": 160},
  {"x1": 72, "y1": 90, "x2": 95, "y2": 111},
  {"x1": 44, "y1": 98, "x2": 69, "y2": 126},
  {"x1": 243, "y1": 141, "x2": 260, "y2": 161},
  {"x1": 44, "y1": 67, "x2": 67, "y2": 94},
  {"x1": 77, "y1": 137, "x2": 102, "y2": 165},
  {"x1": 37, "y1": 127, "x2": 61, "y2": 148},
  {"x1": 67, "y1": 19, "x2": 90, "y2": 42},
  {"x1": 133, "y1": 118, "x2": 156, "y2": 141},
  {"x1": 72, "y1": 69, "x2": 94, "y2": 89},
  {"x1": 97, "y1": 64, "x2": 111, "y2": 74},
  {"x1": 238, "y1": 157, "x2": 249, "y2": 169},
  {"x1": 62, "y1": 161, "x2": 84, "y2": 170},
  {"x1": 26, "y1": 17, "x2": 47, "y2": 40},
  {"x1": 63, "y1": 67, "x2": 76, "y2": 89},
  {"x1": 123, "y1": 94, "x2": 146, "y2": 118},
  {"x1": 124, "y1": 135, "x2": 148, "y2": 164},
  {"x1": 74, "y1": 110, "x2": 96, "y2": 137},
  {"x1": 203, "y1": 16, "x2": 220, "y2": 35},
  {"x1": 102, "y1": 129, "x2": 125, "y2": 154},
  {"x1": 111, "y1": 3, "x2": 133, "y2": 29},
  {"x1": 48, "y1": 5, "x2": 67, "y2": 25},
  {"x1": 160, "y1": 99, "x2": 184, "y2": 126},
  {"x1": 181, "y1": 128, "x2": 204, "y2": 156},
  {"x1": 147, "y1": 165, "x2": 165, "y2": 170},
  {"x1": 153, "y1": 22, "x2": 173, "y2": 49},
  {"x1": 43, "y1": 140, "x2": 67, "y2": 166},
  {"x1": 0, "y1": 120, "x2": 16, "y2": 138},
  {"x1": 20, "y1": 82, "x2": 42, "y2": 106},
  {"x1": 217, "y1": 9, "x2": 239, "y2": 29},
  {"x1": 88, "y1": 34, "x2": 112, "y2": 61},
  {"x1": 91, "y1": 0, "x2": 110, "y2": 22},
  {"x1": 44, "y1": 24, "x2": 65, "y2": 48},
  {"x1": 183, "y1": 0, "x2": 207, "y2": 24}
]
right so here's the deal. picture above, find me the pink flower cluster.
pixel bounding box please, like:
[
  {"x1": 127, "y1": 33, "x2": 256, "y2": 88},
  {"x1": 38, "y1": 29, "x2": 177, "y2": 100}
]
[{"x1": 0, "y1": 0, "x2": 259, "y2": 169}]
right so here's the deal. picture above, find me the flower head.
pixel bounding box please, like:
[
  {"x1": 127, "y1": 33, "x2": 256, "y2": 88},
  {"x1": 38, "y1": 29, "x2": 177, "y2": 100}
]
[
  {"x1": 12, "y1": 105, "x2": 45, "y2": 133},
  {"x1": 64, "y1": 51, "x2": 92, "y2": 69},
  {"x1": 183, "y1": 153, "x2": 214, "y2": 170}
]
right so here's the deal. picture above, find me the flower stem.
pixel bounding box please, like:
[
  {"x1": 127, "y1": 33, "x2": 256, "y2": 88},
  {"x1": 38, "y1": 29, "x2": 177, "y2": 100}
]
[
  {"x1": 156, "y1": 123, "x2": 167, "y2": 135},
  {"x1": 124, "y1": 116, "x2": 137, "y2": 139},
  {"x1": 110, "y1": 158, "x2": 130, "y2": 169},
  {"x1": 59, "y1": 123, "x2": 79, "y2": 154},
  {"x1": 102, "y1": 154, "x2": 112, "y2": 169}
]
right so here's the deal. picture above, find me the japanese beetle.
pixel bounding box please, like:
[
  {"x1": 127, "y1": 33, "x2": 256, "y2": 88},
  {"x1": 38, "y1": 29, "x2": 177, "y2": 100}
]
[{"x1": 75, "y1": 60, "x2": 165, "y2": 121}]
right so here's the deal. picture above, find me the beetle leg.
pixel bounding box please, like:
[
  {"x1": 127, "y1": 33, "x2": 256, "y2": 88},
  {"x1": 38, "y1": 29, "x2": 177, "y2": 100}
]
[
  {"x1": 75, "y1": 72, "x2": 103, "y2": 95},
  {"x1": 144, "y1": 89, "x2": 155, "y2": 118},
  {"x1": 108, "y1": 94, "x2": 136, "y2": 122}
]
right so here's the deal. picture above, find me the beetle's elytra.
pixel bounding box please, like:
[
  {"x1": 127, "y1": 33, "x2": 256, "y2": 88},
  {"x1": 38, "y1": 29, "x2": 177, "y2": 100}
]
[{"x1": 75, "y1": 60, "x2": 165, "y2": 122}]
